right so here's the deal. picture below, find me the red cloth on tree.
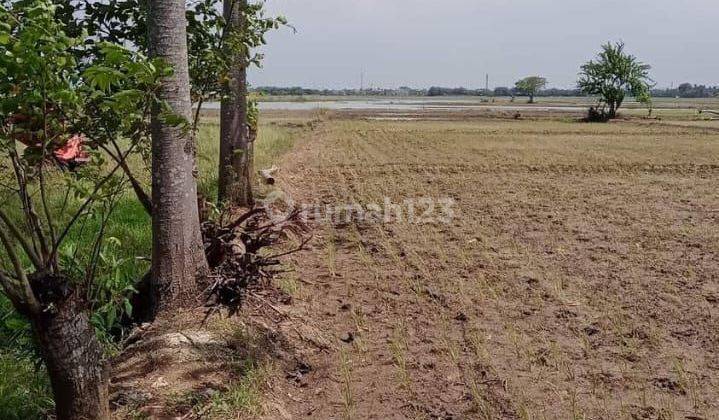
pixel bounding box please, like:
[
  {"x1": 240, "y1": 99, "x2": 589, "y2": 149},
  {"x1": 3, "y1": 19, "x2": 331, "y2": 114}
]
[{"x1": 53, "y1": 135, "x2": 89, "y2": 164}]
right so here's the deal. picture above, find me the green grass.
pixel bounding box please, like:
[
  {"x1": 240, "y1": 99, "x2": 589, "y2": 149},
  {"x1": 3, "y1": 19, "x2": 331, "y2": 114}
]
[
  {"x1": 196, "y1": 119, "x2": 297, "y2": 201},
  {"x1": 161, "y1": 359, "x2": 269, "y2": 419},
  {"x1": 0, "y1": 296, "x2": 51, "y2": 419},
  {"x1": 0, "y1": 352, "x2": 53, "y2": 420},
  {"x1": 1, "y1": 117, "x2": 297, "y2": 304},
  {"x1": 205, "y1": 360, "x2": 268, "y2": 418}
]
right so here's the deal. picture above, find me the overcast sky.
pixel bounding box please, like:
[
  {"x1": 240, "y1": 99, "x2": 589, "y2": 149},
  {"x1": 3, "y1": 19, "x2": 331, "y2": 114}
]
[{"x1": 248, "y1": 0, "x2": 719, "y2": 90}]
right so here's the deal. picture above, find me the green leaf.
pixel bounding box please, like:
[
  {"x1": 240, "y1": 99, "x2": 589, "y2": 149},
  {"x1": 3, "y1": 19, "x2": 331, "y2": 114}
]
[
  {"x1": 98, "y1": 42, "x2": 129, "y2": 66},
  {"x1": 105, "y1": 306, "x2": 116, "y2": 328},
  {"x1": 4, "y1": 317, "x2": 27, "y2": 331},
  {"x1": 124, "y1": 299, "x2": 133, "y2": 317},
  {"x1": 160, "y1": 111, "x2": 188, "y2": 127},
  {"x1": 84, "y1": 66, "x2": 125, "y2": 91},
  {"x1": 110, "y1": 89, "x2": 143, "y2": 107},
  {"x1": 52, "y1": 89, "x2": 78, "y2": 104}
]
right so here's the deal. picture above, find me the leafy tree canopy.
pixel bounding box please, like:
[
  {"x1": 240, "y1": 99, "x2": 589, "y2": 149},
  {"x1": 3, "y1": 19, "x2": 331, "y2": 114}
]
[
  {"x1": 578, "y1": 41, "x2": 652, "y2": 119},
  {"x1": 0, "y1": 0, "x2": 171, "y2": 332},
  {"x1": 514, "y1": 76, "x2": 547, "y2": 102},
  {"x1": 53, "y1": 0, "x2": 288, "y2": 129}
]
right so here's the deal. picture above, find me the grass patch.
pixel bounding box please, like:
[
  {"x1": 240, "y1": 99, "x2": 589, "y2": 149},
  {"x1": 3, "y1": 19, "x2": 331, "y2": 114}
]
[
  {"x1": 205, "y1": 360, "x2": 268, "y2": 419},
  {"x1": 195, "y1": 118, "x2": 297, "y2": 201},
  {"x1": 0, "y1": 352, "x2": 53, "y2": 420}
]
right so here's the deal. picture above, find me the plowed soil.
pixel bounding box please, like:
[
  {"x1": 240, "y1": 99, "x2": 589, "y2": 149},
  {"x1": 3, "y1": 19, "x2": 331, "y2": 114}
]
[{"x1": 263, "y1": 116, "x2": 719, "y2": 419}]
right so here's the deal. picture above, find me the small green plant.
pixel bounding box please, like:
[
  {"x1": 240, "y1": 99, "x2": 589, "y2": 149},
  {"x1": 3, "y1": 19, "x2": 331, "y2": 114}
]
[
  {"x1": 59, "y1": 236, "x2": 139, "y2": 344},
  {"x1": 339, "y1": 349, "x2": 355, "y2": 420},
  {"x1": 389, "y1": 323, "x2": 411, "y2": 389},
  {"x1": 467, "y1": 378, "x2": 494, "y2": 419},
  {"x1": 350, "y1": 306, "x2": 368, "y2": 353},
  {"x1": 672, "y1": 358, "x2": 702, "y2": 410},
  {"x1": 277, "y1": 271, "x2": 301, "y2": 297}
]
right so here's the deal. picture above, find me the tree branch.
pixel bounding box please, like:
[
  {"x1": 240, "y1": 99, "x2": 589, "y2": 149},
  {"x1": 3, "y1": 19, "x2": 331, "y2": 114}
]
[
  {"x1": 9, "y1": 149, "x2": 49, "y2": 262},
  {"x1": 192, "y1": 96, "x2": 205, "y2": 134},
  {"x1": 38, "y1": 166, "x2": 57, "y2": 243},
  {"x1": 0, "y1": 222, "x2": 40, "y2": 315},
  {"x1": 85, "y1": 178, "x2": 125, "y2": 288},
  {"x1": 98, "y1": 142, "x2": 153, "y2": 215},
  {"x1": 0, "y1": 207, "x2": 43, "y2": 269},
  {"x1": 0, "y1": 268, "x2": 16, "y2": 281},
  {"x1": 39, "y1": 73, "x2": 58, "y2": 255},
  {"x1": 50, "y1": 140, "x2": 141, "y2": 261},
  {"x1": 0, "y1": 270, "x2": 24, "y2": 311},
  {"x1": 89, "y1": 101, "x2": 154, "y2": 216}
]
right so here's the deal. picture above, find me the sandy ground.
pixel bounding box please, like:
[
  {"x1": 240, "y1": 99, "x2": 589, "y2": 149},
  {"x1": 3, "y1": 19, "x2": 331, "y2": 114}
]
[{"x1": 262, "y1": 115, "x2": 719, "y2": 419}]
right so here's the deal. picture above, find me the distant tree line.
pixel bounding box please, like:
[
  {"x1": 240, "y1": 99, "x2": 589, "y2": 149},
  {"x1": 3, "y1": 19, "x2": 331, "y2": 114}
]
[
  {"x1": 491, "y1": 86, "x2": 578, "y2": 97},
  {"x1": 651, "y1": 83, "x2": 719, "y2": 98},
  {"x1": 255, "y1": 85, "x2": 587, "y2": 97},
  {"x1": 426, "y1": 87, "x2": 492, "y2": 96},
  {"x1": 254, "y1": 86, "x2": 428, "y2": 96},
  {"x1": 256, "y1": 83, "x2": 719, "y2": 99}
]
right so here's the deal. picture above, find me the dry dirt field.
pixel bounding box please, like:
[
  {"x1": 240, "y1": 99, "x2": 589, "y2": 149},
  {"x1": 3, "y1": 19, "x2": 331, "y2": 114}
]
[{"x1": 263, "y1": 115, "x2": 719, "y2": 419}]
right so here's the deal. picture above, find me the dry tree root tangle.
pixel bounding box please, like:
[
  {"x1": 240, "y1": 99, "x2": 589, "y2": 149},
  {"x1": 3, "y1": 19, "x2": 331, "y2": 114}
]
[{"x1": 201, "y1": 206, "x2": 311, "y2": 318}]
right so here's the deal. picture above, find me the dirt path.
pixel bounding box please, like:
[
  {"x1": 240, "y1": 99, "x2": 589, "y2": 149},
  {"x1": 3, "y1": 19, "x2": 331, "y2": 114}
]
[{"x1": 264, "y1": 117, "x2": 719, "y2": 420}]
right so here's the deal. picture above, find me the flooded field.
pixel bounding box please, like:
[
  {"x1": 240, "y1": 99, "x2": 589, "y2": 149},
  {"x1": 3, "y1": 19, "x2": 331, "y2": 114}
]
[
  {"x1": 200, "y1": 96, "x2": 719, "y2": 120},
  {"x1": 202, "y1": 98, "x2": 584, "y2": 112}
]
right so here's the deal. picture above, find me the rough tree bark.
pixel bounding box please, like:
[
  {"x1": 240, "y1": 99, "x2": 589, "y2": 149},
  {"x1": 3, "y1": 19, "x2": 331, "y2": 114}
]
[
  {"x1": 27, "y1": 284, "x2": 109, "y2": 420},
  {"x1": 218, "y1": 0, "x2": 254, "y2": 207},
  {"x1": 146, "y1": 0, "x2": 209, "y2": 315},
  {"x1": 608, "y1": 103, "x2": 616, "y2": 119},
  {"x1": 1, "y1": 229, "x2": 109, "y2": 419}
]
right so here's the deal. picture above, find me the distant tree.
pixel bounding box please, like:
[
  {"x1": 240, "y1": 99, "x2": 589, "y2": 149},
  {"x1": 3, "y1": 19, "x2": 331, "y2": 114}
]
[
  {"x1": 514, "y1": 76, "x2": 547, "y2": 103},
  {"x1": 427, "y1": 87, "x2": 443, "y2": 97},
  {"x1": 578, "y1": 42, "x2": 652, "y2": 119},
  {"x1": 493, "y1": 86, "x2": 512, "y2": 97},
  {"x1": 677, "y1": 83, "x2": 693, "y2": 97},
  {"x1": 425, "y1": 86, "x2": 486, "y2": 97},
  {"x1": 674, "y1": 83, "x2": 710, "y2": 98},
  {"x1": 219, "y1": 0, "x2": 253, "y2": 207},
  {"x1": 217, "y1": 1, "x2": 286, "y2": 207}
]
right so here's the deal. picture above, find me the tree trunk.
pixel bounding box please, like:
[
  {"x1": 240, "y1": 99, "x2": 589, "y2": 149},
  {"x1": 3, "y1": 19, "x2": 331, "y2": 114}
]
[
  {"x1": 146, "y1": 0, "x2": 209, "y2": 315},
  {"x1": 218, "y1": 0, "x2": 254, "y2": 207},
  {"x1": 528, "y1": 93, "x2": 534, "y2": 104},
  {"x1": 29, "y1": 291, "x2": 109, "y2": 420},
  {"x1": 608, "y1": 102, "x2": 617, "y2": 119}
]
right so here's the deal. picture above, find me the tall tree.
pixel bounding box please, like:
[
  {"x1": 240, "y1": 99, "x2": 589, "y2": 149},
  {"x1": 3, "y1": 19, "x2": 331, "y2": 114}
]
[
  {"x1": 578, "y1": 42, "x2": 652, "y2": 120},
  {"x1": 218, "y1": 0, "x2": 253, "y2": 207},
  {"x1": 1, "y1": 1, "x2": 171, "y2": 416},
  {"x1": 0, "y1": 4, "x2": 109, "y2": 418},
  {"x1": 146, "y1": 0, "x2": 209, "y2": 314},
  {"x1": 514, "y1": 76, "x2": 547, "y2": 103}
]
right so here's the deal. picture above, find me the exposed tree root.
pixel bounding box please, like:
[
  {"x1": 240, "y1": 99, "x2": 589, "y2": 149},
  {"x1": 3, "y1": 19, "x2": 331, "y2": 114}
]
[{"x1": 201, "y1": 206, "x2": 310, "y2": 319}]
